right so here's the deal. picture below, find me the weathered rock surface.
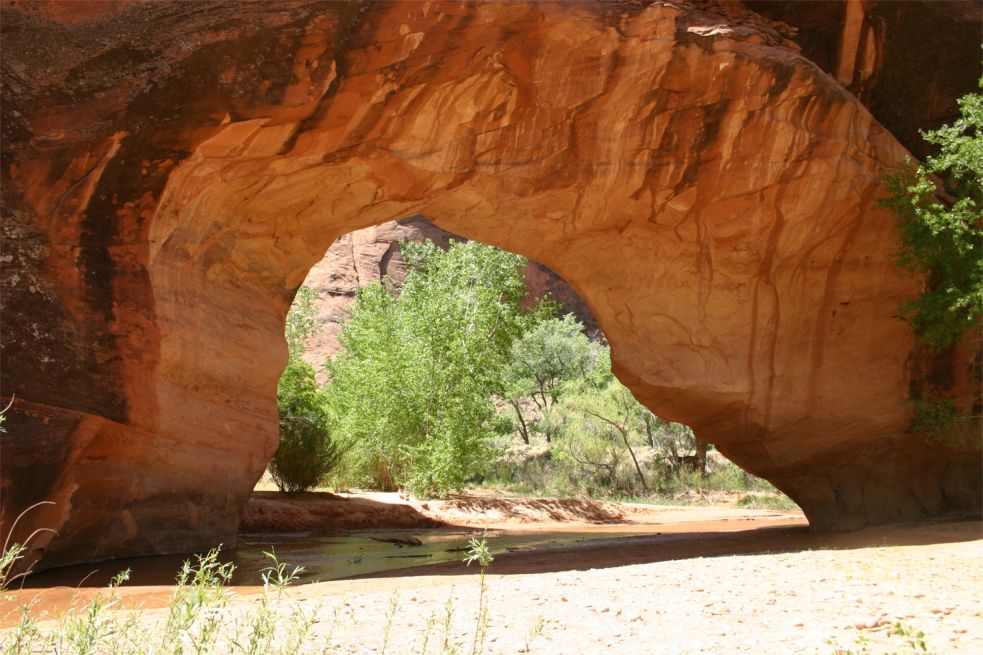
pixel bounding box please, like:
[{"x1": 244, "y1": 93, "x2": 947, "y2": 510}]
[{"x1": 1, "y1": 0, "x2": 979, "y2": 569}]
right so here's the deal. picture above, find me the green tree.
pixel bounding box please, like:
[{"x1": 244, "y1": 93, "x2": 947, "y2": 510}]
[
  {"x1": 326, "y1": 240, "x2": 538, "y2": 495},
  {"x1": 503, "y1": 314, "x2": 599, "y2": 443},
  {"x1": 270, "y1": 285, "x2": 340, "y2": 492},
  {"x1": 558, "y1": 381, "x2": 651, "y2": 492},
  {"x1": 882, "y1": 83, "x2": 982, "y2": 349}
]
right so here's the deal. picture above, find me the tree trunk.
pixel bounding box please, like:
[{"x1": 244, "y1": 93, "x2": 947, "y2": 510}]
[
  {"x1": 584, "y1": 409, "x2": 648, "y2": 492},
  {"x1": 644, "y1": 414, "x2": 656, "y2": 449},
  {"x1": 695, "y1": 439, "x2": 708, "y2": 476},
  {"x1": 511, "y1": 400, "x2": 530, "y2": 445}
]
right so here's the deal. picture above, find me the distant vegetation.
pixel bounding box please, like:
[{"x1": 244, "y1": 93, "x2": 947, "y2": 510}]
[{"x1": 272, "y1": 239, "x2": 795, "y2": 509}]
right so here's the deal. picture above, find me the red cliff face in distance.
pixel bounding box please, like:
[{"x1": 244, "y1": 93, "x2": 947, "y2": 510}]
[{"x1": 1, "y1": 0, "x2": 979, "y2": 569}]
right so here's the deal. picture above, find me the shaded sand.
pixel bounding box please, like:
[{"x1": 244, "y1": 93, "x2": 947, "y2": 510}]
[
  {"x1": 240, "y1": 491, "x2": 445, "y2": 533},
  {"x1": 242, "y1": 489, "x2": 803, "y2": 533}
]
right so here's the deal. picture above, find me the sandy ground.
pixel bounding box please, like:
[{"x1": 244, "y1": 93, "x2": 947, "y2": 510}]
[
  {"x1": 241, "y1": 488, "x2": 802, "y2": 533},
  {"x1": 4, "y1": 493, "x2": 981, "y2": 654},
  {"x1": 284, "y1": 521, "x2": 983, "y2": 655}
]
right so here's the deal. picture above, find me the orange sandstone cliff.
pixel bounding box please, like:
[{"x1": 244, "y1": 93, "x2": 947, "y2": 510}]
[{"x1": 1, "y1": 0, "x2": 980, "y2": 569}]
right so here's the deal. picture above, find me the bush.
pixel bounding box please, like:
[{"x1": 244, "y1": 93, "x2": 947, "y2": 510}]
[{"x1": 270, "y1": 358, "x2": 341, "y2": 493}]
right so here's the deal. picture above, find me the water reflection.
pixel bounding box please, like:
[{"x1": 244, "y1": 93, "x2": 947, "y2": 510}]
[
  {"x1": 23, "y1": 529, "x2": 642, "y2": 588},
  {"x1": 233, "y1": 530, "x2": 613, "y2": 584}
]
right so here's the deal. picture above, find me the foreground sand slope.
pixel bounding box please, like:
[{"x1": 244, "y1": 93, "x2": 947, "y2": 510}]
[{"x1": 312, "y1": 523, "x2": 983, "y2": 654}]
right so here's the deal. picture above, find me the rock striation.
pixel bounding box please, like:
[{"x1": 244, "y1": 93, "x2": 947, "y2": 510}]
[{"x1": 1, "y1": 0, "x2": 980, "y2": 570}]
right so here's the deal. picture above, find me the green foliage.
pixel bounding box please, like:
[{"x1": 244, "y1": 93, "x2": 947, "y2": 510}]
[
  {"x1": 829, "y1": 621, "x2": 932, "y2": 655},
  {"x1": 551, "y1": 380, "x2": 651, "y2": 493},
  {"x1": 881, "y1": 83, "x2": 982, "y2": 348},
  {"x1": 1, "y1": 500, "x2": 56, "y2": 592},
  {"x1": 485, "y1": 333, "x2": 796, "y2": 506},
  {"x1": 909, "y1": 398, "x2": 981, "y2": 448},
  {"x1": 272, "y1": 284, "x2": 341, "y2": 493},
  {"x1": 326, "y1": 240, "x2": 538, "y2": 495},
  {"x1": 9, "y1": 547, "x2": 327, "y2": 655},
  {"x1": 271, "y1": 358, "x2": 341, "y2": 493},
  {"x1": 503, "y1": 315, "x2": 606, "y2": 443},
  {"x1": 463, "y1": 534, "x2": 494, "y2": 569},
  {"x1": 284, "y1": 286, "x2": 319, "y2": 358},
  {"x1": 260, "y1": 547, "x2": 305, "y2": 594},
  {"x1": 17, "y1": 539, "x2": 505, "y2": 655},
  {"x1": 164, "y1": 548, "x2": 235, "y2": 645},
  {"x1": 0, "y1": 543, "x2": 27, "y2": 593},
  {"x1": 463, "y1": 535, "x2": 493, "y2": 655}
]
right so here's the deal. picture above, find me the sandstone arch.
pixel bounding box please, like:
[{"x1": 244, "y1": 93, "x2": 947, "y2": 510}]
[{"x1": 1, "y1": 0, "x2": 979, "y2": 569}]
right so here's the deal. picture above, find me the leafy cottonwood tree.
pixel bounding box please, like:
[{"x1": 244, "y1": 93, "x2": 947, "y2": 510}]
[{"x1": 326, "y1": 240, "x2": 539, "y2": 495}]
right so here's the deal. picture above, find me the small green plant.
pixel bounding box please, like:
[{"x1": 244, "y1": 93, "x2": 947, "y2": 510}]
[
  {"x1": 0, "y1": 544, "x2": 28, "y2": 594},
  {"x1": 1, "y1": 500, "x2": 57, "y2": 592},
  {"x1": 463, "y1": 535, "x2": 494, "y2": 655},
  {"x1": 892, "y1": 622, "x2": 929, "y2": 653},
  {"x1": 379, "y1": 591, "x2": 400, "y2": 655},
  {"x1": 418, "y1": 609, "x2": 439, "y2": 655},
  {"x1": 260, "y1": 548, "x2": 305, "y2": 594},
  {"x1": 910, "y1": 398, "x2": 981, "y2": 447},
  {"x1": 829, "y1": 621, "x2": 932, "y2": 654},
  {"x1": 521, "y1": 616, "x2": 547, "y2": 653},
  {"x1": 60, "y1": 569, "x2": 131, "y2": 655},
  {"x1": 441, "y1": 591, "x2": 457, "y2": 655},
  {"x1": 3, "y1": 603, "x2": 43, "y2": 655},
  {"x1": 161, "y1": 546, "x2": 235, "y2": 653}
]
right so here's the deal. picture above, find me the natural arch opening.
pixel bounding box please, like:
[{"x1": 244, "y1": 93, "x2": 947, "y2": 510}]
[{"x1": 259, "y1": 216, "x2": 798, "y2": 514}]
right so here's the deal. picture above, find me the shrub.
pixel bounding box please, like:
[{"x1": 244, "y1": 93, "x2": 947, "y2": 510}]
[
  {"x1": 270, "y1": 358, "x2": 341, "y2": 493},
  {"x1": 881, "y1": 82, "x2": 982, "y2": 349}
]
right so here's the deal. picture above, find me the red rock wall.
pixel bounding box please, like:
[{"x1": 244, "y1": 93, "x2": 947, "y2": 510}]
[{"x1": 1, "y1": 0, "x2": 979, "y2": 570}]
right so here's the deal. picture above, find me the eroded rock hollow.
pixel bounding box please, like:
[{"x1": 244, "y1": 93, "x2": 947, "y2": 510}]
[{"x1": 2, "y1": 0, "x2": 980, "y2": 569}]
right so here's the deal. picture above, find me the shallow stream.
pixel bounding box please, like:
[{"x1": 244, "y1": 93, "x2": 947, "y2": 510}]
[
  {"x1": 23, "y1": 529, "x2": 657, "y2": 588},
  {"x1": 232, "y1": 529, "x2": 640, "y2": 584}
]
